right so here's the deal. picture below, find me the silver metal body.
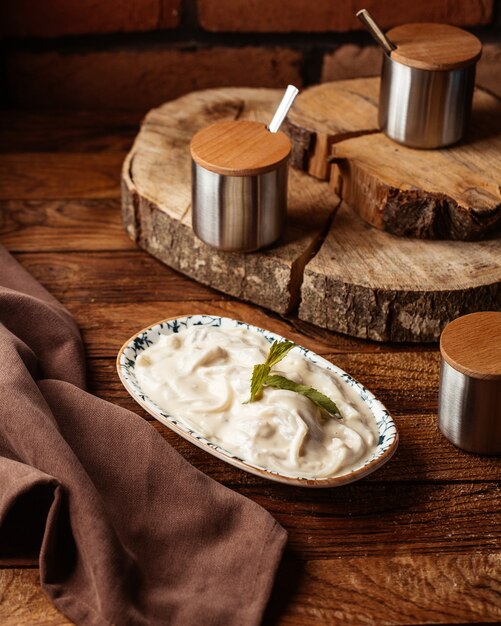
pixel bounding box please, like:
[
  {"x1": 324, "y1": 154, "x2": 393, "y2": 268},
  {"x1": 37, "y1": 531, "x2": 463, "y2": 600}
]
[
  {"x1": 379, "y1": 54, "x2": 476, "y2": 148},
  {"x1": 438, "y1": 359, "x2": 501, "y2": 454},
  {"x1": 192, "y1": 160, "x2": 288, "y2": 252}
]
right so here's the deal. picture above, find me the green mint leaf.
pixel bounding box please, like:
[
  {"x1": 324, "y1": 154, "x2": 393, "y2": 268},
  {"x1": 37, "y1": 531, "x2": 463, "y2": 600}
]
[
  {"x1": 246, "y1": 340, "x2": 295, "y2": 403},
  {"x1": 264, "y1": 374, "x2": 342, "y2": 419},
  {"x1": 245, "y1": 339, "x2": 343, "y2": 420},
  {"x1": 264, "y1": 340, "x2": 296, "y2": 369},
  {"x1": 246, "y1": 363, "x2": 270, "y2": 403}
]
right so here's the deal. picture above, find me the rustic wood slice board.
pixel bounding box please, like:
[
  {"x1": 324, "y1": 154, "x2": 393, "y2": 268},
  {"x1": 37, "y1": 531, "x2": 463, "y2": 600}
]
[
  {"x1": 122, "y1": 88, "x2": 338, "y2": 316},
  {"x1": 122, "y1": 85, "x2": 501, "y2": 343},
  {"x1": 285, "y1": 78, "x2": 501, "y2": 241},
  {"x1": 299, "y1": 202, "x2": 501, "y2": 342}
]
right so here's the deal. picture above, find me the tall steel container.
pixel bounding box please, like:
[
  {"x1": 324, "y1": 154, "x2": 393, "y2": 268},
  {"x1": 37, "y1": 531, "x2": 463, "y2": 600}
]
[
  {"x1": 191, "y1": 120, "x2": 291, "y2": 252},
  {"x1": 378, "y1": 23, "x2": 482, "y2": 149},
  {"x1": 438, "y1": 312, "x2": 501, "y2": 454}
]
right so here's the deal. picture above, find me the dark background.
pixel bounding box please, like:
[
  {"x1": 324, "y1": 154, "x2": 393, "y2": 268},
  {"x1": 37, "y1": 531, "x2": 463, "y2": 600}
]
[{"x1": 1, "y1": 0, "x2": 500, "y2": 111}]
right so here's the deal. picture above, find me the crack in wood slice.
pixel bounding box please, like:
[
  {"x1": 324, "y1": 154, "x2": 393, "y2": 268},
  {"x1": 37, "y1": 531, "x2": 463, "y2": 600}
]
[
  {"x1": 287, "y1": 77, "x2": 501, "y2": 241},
  {"x1": 121, "y1": 88, "x2": 338, "y2": 316},
  {"x1": 299, "y1": 202, "x2": 501, "y2": 342}
]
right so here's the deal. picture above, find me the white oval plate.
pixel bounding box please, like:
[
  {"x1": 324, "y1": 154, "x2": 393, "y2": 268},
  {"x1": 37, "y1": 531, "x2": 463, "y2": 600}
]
[{"x1": 117, "y1": 315, "x2": 399, "y2": 487}]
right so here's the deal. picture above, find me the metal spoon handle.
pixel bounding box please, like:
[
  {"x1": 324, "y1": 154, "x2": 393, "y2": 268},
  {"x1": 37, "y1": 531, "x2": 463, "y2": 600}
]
[
  {"x1": 356, "y1": 9, "x2": 396, "y2": 56},
  {"x1": 268, "y1": 85, "x2": 299, "y2": 133}
]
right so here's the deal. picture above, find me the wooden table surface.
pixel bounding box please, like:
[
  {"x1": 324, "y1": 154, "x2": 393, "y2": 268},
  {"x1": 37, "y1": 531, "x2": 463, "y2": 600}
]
[{"x1": 0, "y1": 109, "x2": 500, "y2": 625}]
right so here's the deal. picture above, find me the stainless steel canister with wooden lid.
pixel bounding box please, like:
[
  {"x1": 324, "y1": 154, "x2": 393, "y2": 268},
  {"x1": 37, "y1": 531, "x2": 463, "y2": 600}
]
[
  {"x1": 438, "y1": 312, "x2": 501, "y2": 454},
  {"x1": 190, "y1": 119, "x2": 291, "y2": 252},
  {"x1": 378, "y1": 23, "x2": 482, "y2": 149}
]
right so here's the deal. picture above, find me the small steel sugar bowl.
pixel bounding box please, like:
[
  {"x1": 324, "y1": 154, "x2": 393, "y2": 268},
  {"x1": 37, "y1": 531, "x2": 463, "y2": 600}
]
[
  {"x1": 190, "y1": 119, "x2": 291, "y2": 252},
  {"x1": 438, "y1": 312, "x2": 501, "y2": 455},
  {"x1": 379, "y1": 23, "x2": 482, "y2": 149}
]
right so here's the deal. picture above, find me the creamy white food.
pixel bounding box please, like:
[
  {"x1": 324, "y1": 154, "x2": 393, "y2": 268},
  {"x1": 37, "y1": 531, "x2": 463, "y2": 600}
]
[{"x1": 135, "y1": 326, "x2": 378, "y2": 478}]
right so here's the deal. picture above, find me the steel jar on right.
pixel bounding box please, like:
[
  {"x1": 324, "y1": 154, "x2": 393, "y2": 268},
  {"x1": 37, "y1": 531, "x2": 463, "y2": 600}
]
[
  {"x1": 378, "y1": 23, "x2": 482, "y2": 149},
  {"x1": 438, "y1": 312, "x2": 501, "y2": 455}
]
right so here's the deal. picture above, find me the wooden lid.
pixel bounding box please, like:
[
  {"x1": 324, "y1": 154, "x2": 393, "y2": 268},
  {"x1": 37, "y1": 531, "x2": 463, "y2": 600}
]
[
  {"x1": 190, "y1": 120, "x2": 291, "y2": 176},
  {"x1": 440, "y1": 312, "x2": 501, "y2": 380},
  {"x1": 388, "y1": 23, "x2": 482, "y2": 71}
]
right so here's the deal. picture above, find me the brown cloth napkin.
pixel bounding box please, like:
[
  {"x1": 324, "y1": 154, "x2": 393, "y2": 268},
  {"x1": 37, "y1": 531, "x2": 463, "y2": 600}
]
[{"x1": 0, "y1": 245, "x2": 286, "y2": 626}]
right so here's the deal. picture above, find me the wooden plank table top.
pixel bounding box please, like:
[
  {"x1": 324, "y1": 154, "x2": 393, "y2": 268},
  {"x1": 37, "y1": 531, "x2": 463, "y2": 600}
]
[{"x1": 0, "y1": 109, "x2": 500, "y2": 625}]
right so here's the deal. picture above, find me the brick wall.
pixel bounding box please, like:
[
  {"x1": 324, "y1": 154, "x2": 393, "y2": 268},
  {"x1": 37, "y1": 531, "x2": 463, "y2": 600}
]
[{"x1": 1, "y1": 0, "x2": 500, "y2": 111}]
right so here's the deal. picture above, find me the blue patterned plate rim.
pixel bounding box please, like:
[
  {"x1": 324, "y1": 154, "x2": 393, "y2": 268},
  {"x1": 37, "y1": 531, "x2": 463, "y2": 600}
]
[{"x1": 116, "y1": 315, "x2": 399, "y2": 488}]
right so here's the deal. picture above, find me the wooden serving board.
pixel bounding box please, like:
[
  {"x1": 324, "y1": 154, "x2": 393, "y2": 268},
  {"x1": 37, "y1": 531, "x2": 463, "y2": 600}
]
[
  {"x1": 122, "y1": 85, "x2": 501, "y2": 342},
  {"x1": 286, "y1": 78, "x2": 501, "y2": 241},
  {"x1": 300, "y1": 202, "x2": 501, "y2": 342}
]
